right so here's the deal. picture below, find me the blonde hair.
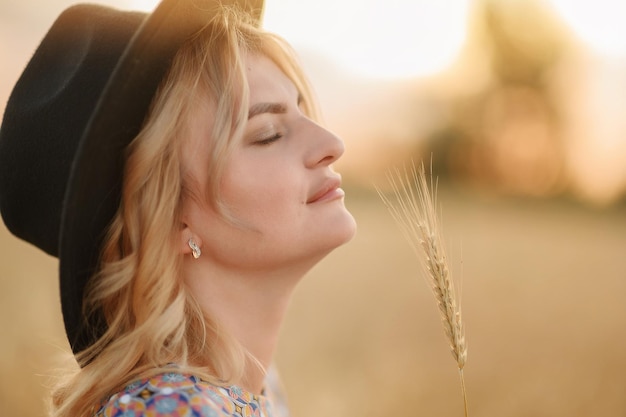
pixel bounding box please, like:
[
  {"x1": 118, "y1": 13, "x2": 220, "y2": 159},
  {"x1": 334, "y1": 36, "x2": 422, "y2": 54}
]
[{"x1": 51, "y1": 7, "x2": 318, "y2": 417}]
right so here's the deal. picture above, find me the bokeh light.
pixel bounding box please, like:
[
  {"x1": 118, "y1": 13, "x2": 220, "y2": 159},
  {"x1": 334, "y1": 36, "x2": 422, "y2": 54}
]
[
  {"x1": 547, "y1": 0, "x2": 626, "y2": 58},
  {"x1": 264, "y1": 0, "x2": 470, "y2": 79}
]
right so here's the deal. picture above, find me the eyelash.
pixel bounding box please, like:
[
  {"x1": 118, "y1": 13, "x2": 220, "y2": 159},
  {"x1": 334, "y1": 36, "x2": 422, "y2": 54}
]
[{"x1": 256, "y1": 132, "x2": 282, "y2": 146}]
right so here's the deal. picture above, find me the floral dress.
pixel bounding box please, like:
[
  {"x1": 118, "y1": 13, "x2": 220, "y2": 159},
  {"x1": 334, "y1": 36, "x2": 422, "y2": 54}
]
[{"x1": 96, "y1": 368, "x2": 289, "y2": 417}]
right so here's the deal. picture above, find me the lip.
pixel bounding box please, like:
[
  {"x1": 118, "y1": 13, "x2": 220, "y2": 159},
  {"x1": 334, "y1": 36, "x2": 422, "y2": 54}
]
[{"x1": 307, "y1": 177, "x2": 344, "y2": 204}]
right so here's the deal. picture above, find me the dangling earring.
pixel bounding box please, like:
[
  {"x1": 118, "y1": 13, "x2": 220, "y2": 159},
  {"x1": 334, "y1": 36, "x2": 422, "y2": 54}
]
[{"x1": 188, "y1": 238, "x2": 201, "y2": 259}]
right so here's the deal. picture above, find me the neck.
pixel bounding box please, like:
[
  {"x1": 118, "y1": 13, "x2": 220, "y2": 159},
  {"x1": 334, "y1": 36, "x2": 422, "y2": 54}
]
[{"x1": 184, "y1": 260, "x2": 316, "y2": 394}]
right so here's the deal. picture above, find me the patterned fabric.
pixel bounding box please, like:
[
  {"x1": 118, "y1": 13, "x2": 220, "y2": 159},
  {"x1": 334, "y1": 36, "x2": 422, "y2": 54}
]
[{"x1": 95, "y1": 371, "x2": 287, "y2": 417}]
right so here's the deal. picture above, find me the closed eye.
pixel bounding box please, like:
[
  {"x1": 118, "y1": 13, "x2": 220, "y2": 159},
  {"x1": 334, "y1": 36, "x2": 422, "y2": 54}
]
[{"x1": 255, "y1": 132, "x2": 282, "y2": 145}]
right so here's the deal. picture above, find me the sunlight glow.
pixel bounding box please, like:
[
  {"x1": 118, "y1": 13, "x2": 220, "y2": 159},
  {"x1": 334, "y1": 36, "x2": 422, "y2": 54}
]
[
  {"x1": 128, "y1": 0, "x2": 626, "y2": 73},
  {"x1": 126, "y1": 0, "x2": 158, "y2": 11},
  {"x1": 547, "y1": 0, "x2": 626, "y2": 58},
  {"x1": 263, "y1": 0, "x2": 470, "y2": 79},
  {"x1": 122, "y1": 0, "x2": 470, "y2": 79}
]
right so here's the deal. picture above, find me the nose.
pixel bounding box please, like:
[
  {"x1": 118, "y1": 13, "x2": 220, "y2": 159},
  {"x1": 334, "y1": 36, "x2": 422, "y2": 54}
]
[{"x1": 303, "y1": 120, "x2": 345, "y2": 168}]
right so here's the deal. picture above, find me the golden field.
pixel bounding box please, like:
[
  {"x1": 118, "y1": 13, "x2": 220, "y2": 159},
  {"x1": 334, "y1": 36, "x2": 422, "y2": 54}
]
[{"x1": 1, "y1": 184, "x2": 625, "y2": 417}]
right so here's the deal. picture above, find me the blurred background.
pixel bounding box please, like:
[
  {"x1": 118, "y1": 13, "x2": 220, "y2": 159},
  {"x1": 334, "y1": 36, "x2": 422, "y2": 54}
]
[{"x1": 1, "y1": 0, "x2": 625, "y2": 416}]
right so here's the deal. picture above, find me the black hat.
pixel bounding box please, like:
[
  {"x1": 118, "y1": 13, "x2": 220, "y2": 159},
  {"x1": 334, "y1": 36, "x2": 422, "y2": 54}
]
[{"x1": 0, "y1": 0, "x2": 264, "y2": 354}]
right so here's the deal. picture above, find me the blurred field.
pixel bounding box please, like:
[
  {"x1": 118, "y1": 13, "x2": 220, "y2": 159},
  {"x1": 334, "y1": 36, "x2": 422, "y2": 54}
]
[{"x1": 1, "y1": 184, "x2": 625, "y2": 417}]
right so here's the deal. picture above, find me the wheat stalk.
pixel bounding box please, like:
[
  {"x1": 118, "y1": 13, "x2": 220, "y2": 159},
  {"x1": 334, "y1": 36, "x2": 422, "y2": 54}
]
[{"x1": 378, "y1": 161, "x2": 469, "y2": 417}]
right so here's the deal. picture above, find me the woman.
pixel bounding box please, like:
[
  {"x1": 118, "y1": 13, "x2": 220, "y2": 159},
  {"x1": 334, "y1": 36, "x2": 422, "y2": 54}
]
[{"x1": 0, "y1": 0, "x2": 356, "y2": 416}]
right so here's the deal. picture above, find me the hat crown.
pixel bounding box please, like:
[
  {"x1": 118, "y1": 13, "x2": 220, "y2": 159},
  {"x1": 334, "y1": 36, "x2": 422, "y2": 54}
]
[{"x1": 0, "y1": 5, "x2": 144, "y2": 256}]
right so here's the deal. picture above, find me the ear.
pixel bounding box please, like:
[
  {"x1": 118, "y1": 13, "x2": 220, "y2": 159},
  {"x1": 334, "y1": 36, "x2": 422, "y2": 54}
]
[{"x1": 178, "y1": 223, "x2": 202, "y2": 256}]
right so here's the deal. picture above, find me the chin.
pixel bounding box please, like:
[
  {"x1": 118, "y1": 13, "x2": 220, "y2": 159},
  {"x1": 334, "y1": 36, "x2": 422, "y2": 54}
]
[
  {"x1": 278, "y1": 208, "x2": 357, "y2": 269},
  {"x1": 326, "y1": 208, "x2": 358, "y2": 249}
]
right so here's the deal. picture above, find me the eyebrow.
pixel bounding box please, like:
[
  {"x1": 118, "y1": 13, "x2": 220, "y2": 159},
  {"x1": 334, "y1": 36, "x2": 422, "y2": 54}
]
[
  {"x1": 248, "y1": 102, "x2": 287, "y2": 120},
  {"x1": 247, "y1": 93, "x2": 304, "y2": 120}
]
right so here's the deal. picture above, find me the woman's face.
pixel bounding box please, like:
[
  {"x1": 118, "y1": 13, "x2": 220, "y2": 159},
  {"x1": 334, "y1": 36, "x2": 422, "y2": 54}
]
[{"x1": 182, "y1": 53, "x2": 356, "y2": 274}]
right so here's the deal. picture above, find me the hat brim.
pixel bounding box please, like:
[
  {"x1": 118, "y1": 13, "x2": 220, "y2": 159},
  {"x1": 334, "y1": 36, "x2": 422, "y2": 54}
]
[{"x1": 58, "y1": 0, "x2": 264, "y2": 353}]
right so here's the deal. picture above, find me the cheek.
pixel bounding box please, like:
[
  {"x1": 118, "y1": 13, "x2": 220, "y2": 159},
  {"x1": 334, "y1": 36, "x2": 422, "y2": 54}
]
[
  {"x1": 219, "y1": 159, "x2": 305, "y2": 234},
  {"x1": 222, "y1": 171, "x2": 301, "y2": 223}
]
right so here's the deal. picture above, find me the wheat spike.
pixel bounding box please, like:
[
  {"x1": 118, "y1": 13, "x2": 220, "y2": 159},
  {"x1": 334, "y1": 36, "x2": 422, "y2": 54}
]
[{"x1": 378, "y1": 161, "x2": 468, "y2": 416}]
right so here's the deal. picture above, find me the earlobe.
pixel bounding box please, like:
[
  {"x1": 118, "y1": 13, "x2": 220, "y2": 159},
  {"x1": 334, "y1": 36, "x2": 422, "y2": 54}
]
[{"x1": 179, "y1": 225, "x2": 202, "y2": 257}]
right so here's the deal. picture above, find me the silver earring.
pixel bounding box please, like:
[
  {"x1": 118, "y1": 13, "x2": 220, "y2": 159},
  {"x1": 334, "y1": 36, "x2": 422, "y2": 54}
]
[{"x1": 188, "y1": 238, "x2": 201, "y2": 259}]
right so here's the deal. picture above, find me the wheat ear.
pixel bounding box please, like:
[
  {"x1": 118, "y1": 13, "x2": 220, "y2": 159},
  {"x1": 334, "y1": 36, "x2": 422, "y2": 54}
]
[{"x1": 378, "y1": 161, "x2": 468, "y2": 417}]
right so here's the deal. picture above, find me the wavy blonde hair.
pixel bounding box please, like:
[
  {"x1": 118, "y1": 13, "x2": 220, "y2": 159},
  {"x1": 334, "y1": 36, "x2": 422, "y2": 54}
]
[{"x1": 51, "y1": 6, "x2": 318, "y2": 417}]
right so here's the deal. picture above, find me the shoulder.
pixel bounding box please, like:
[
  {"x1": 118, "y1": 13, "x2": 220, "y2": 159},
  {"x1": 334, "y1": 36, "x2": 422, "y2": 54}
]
[{"x1": 96, "y1": 372, "x2": 234, "y2": 417}]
